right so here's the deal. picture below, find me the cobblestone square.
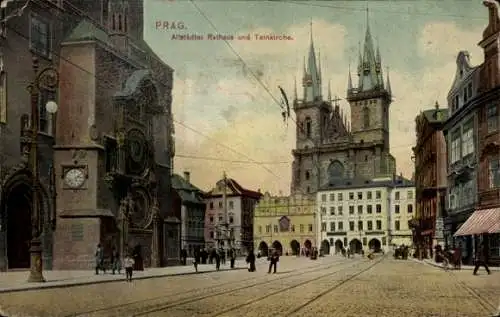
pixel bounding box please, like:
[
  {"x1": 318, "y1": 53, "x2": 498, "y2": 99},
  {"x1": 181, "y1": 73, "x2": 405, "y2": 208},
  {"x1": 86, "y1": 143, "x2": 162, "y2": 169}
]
[{"x1": 0, "y1": 255, "x2": 498, "y2": 317}]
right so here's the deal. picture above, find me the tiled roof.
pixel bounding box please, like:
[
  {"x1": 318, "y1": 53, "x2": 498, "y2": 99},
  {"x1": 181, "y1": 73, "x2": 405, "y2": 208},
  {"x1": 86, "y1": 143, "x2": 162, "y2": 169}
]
[
  {"x1": 171, "y1": 174, "x2": 205, "y2": 205},
  {"x1": 422, "y1": 108, "x2": 448, "y2": 124},
  {"x1": 206, "y1": 178, "x2": 262, "y2": 199}
]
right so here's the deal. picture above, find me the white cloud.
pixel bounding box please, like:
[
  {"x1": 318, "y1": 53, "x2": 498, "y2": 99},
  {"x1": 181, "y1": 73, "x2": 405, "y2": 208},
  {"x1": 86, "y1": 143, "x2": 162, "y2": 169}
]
[{"x1": 172, "y1": 20, "x2": 486, "y2": 193}]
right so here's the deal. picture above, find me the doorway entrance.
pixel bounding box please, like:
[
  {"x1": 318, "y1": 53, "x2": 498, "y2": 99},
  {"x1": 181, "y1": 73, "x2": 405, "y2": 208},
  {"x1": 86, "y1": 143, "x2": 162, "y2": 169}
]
[{"x1": 6, "y1": 182, "x2": 33, "y2": 269}]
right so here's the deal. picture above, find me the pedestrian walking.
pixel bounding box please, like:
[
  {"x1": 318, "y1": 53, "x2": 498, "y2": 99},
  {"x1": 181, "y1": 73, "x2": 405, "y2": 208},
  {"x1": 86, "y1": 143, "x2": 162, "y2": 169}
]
[
  {"x1": 111, "y1": 246, "x2": 121, "y2": 275},
  {"x1": 220, "y1": 248, "x2": 226, "y2": 265},
  {"x1": 181, "y1": 249, "x2": 187, "y2": 265},
  {"x1": 473, "y1": 242, "x2": 491, "y2": 275},
  {"x1": 230, "y1": 248, "x2": 236, "y2": 269},
  {"x1": 193, "y1": 247, "x2": 200, "y2": 273},
  {"x1": 124, "y1": 253, "x2": 135, "y2": 282},
  {"x1": 246, "y1": 249, "x2": 256, "y2": 272},
  {"x1": 95, "y1": 243, "x2": 104, "y2": 275},
  {"x1": 215, "y1": 250, "x2": 221, "y2": 271},
  {"x1": 268, "y1": 250, "x2": 279, "y2": 274}
]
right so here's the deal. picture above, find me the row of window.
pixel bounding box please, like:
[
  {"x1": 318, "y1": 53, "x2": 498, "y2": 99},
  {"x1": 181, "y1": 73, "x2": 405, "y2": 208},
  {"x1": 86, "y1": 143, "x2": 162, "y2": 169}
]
[
  {"x1": 450, "y1": 81, "x2": 473, "y2": 112},
  {"x1": 208, "y1": 215, "x2": 234, "y2": 224},
  {"x1": 320, "y1": 219, "x2": 406, "y2": 232},
  {"x1": 450, "y1": 119, "x2": 474, "y2": 164},
  {"x1": 257, "y1": 223, "x2": 314, "y2": 234},
  {"x1": 320, "y1": 204, "x2": 413, "y2": 215},
  {"x1": 320, "y1": 190, "x2": 413, "y2": 202},
  {"x1": 208, "y1": 200, "x2": 234, "y2": 210}
]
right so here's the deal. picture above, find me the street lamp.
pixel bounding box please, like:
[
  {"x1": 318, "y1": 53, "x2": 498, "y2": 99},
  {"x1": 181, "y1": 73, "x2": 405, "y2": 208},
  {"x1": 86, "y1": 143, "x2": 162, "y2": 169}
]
[{"x1": 26, "y1": 56, "x2": 59, "y2": 283}]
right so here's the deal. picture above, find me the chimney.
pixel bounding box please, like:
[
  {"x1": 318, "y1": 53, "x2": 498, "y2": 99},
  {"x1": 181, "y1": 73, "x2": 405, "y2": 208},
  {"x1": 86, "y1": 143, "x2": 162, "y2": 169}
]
[{"x1": 183, "y1": 171, "x2": 190, "y2": 183}]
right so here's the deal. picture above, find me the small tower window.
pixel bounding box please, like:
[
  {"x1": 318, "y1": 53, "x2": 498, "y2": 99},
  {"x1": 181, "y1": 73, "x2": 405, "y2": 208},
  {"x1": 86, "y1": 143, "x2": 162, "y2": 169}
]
[
  {"x1": 118, "y1": 14, "x2": 122, "y2": 31},
  {"x1": 112, "y1": 14, "x2": 116, "y2": 30},
  {"x1": 363, "y1": 107, "x2": 370, "y2": 129},
  {"x1": 305, "y1": 171, "x2": 310, "y2": 180},
  {"x1": 305, "y1": 117, "x2": 312, "y2": 138},
  {"x1": 124, "y1": 13, "x2": 128, "y2": 32}
]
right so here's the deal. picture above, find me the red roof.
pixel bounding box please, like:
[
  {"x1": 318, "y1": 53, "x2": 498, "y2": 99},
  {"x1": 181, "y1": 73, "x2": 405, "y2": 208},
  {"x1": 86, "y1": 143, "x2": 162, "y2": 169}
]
[{"x1": 205, "y1": 178, "x2": 262, "y2": 199}]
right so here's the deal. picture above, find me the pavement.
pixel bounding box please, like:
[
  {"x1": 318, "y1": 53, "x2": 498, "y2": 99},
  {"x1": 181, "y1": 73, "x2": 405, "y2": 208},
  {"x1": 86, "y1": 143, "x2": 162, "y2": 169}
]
[
  {"x1": 0, "y1": 254, "x2": 498, "y2": 317},
  {"x1": 410, "y1": 257, "x2": 500, "y2": 272},
  {"x1": 0, "y1": 259, "x2": 248, "y2": 293}
]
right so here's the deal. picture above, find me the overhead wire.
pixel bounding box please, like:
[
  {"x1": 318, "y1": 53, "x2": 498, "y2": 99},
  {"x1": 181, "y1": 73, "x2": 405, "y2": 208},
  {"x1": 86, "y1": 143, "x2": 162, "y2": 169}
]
[{"x1": 268, "y1": 0, "x2": 485, "y2": 20}]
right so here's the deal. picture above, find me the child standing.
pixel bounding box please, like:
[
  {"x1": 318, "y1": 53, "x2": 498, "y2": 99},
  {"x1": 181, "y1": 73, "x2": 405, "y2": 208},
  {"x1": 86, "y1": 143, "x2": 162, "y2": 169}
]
[{"x1": 124, "y1": 254, "x2": 135, "y2": 282}]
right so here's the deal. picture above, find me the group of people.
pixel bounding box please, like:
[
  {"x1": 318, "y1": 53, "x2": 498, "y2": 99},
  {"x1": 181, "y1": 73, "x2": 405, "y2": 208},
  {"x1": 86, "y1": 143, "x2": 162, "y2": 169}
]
[
  {"x1": 95, "y1": 244, "x2": 136, "y2": 282},
  {"x1": 440, "y1": 242, "x2": 491, "y2": 275}
]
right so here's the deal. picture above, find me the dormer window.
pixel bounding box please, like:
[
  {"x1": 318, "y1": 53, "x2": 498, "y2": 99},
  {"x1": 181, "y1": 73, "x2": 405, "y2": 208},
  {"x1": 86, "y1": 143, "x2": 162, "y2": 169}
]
[
  {"x1": 463, "y1": 87, "x2": 468, "y2": 103},
  {"x1": 459, "y1": 69, "x2": 463, "y2": 77}
]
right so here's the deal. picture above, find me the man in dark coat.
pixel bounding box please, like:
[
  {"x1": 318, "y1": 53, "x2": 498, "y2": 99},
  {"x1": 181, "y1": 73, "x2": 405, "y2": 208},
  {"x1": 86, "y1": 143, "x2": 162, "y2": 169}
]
[
  {"x1": 268, "y1": 250, "x2": 279, "y2": 274},
  {"x1": 215, "y1": 250, "x2": 221, "y2": 271},
  {"x1": 473, "y1": 242, "x2": 491, "y2": 275},
  {"x1": 246, "y1": 250, "x2": 256, "y2": 272},
  {"x1": 229, "y1": 248, "x2": 236, "y2": 269}
]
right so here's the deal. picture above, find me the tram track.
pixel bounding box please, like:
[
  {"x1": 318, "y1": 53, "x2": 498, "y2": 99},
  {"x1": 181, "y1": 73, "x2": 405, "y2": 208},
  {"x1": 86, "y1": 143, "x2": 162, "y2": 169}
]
[
  {"x1": 446, "y1": 270, "x2": 497, "y2": 315},
  {"x1": 128, "y1": 259, "x2": 362, "y2": 317},
  {"x1": 135, "y1": 257, "x2": 378, "y2": 317},
  {"x1": 65, "y1": 258, "x2": 350, "y2": 317}
]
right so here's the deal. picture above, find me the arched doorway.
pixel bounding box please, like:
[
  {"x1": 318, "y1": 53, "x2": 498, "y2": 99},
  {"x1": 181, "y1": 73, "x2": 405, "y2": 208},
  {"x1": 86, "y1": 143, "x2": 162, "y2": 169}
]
[
  {"x1": 290, "y1": 240, "x2": 300, "y2": 255},
  {"x1": 304, "y1": 239, "x2": 312, "y2": 249},
  {"x1": 368, "y1": 238, "x2": 382, "y2": 253},
  {"x1": 349, "y1": 239, "x2": 363, "y2": 254},
  {"x1": 5, "y1": 182, "x2": 33, "y2": 269},
  {"x1": 272, "y1": 240, "x2": 283, "y2": 255},
  {"x1": 321, "y1": 239, "x2": 330, "y2": 255},
  {"x1": 334, "y1": 240, "x2": 343, "y2": 253},
  {"x1": 258, "y1": 241, "x2": 269, "y2": 256}
]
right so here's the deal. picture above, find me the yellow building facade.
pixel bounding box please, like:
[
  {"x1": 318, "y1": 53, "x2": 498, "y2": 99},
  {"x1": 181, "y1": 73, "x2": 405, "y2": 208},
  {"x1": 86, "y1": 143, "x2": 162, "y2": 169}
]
[{"x1": 253, "y1": 192, "x2": 316, "y2": 255}]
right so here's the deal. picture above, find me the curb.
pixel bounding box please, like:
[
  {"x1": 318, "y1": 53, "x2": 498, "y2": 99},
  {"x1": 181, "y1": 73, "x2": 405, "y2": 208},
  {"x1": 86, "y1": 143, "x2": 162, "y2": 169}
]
[
  {"x1": 0, "y1": 266, "x2": 247, "y2": 294},
  {"x1": 410, "y1": 258, "x2": 500, "y2": 272}
]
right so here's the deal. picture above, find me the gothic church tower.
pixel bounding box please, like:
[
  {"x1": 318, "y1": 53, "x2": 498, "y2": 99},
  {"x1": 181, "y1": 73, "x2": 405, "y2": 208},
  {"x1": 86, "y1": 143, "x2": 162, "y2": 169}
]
[{"x1": 347, "y1": 10, "x2": 392, "y2": 151}]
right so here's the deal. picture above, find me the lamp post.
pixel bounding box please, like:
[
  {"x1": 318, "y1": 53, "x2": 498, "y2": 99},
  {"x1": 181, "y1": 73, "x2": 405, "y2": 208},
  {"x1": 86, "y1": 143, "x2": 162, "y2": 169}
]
[{"x1": 26, "y1": 57, "x2": 59, "y2": 283}]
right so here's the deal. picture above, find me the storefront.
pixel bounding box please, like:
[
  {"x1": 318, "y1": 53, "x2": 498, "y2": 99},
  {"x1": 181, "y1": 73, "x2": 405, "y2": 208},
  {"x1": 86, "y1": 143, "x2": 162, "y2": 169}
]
[{"x1": 453, "y1": 208, "x2": 500, "y2": 265}]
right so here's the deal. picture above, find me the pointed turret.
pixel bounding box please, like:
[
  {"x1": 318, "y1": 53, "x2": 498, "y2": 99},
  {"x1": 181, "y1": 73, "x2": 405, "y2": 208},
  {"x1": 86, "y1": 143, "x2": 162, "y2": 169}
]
[
  {"x1": 318, "y1": 49, "x2": 322, "y2": 96},
  {"x1": 356, "y1": 8, "x2": 384, "y2": 92},
  {"x1": 302, "y1": 21, "x2": 322, "y2": 102}
]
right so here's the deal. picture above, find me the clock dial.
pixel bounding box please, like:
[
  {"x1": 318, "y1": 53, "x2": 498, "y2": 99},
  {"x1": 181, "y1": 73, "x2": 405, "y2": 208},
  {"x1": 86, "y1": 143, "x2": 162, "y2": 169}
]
[
  {"x1": 126, "y1": 129, "x2": 149, "y2": 175},
  {"x1": 64, "y1": 168, "x2": 85, "y2": 188}
]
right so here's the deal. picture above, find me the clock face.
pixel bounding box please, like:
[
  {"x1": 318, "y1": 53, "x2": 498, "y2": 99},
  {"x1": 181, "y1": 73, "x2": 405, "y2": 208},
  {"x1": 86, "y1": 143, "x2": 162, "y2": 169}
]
[
  {"x1": 64, "y1": 168, "x2": 85, "y2": 188},
  {"x1": 126, "y1": 129, "x2": 149, "y2": 175}
]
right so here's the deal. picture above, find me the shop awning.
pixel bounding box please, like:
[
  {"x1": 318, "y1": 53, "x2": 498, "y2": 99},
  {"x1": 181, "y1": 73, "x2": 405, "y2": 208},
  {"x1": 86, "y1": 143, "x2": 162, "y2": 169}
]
[
  {"x1": 454, "y1": 208, "x2": 500, "y2": 236},
  {"x1": 488, "y1": 221, "x2": 500, "y2": 234}
]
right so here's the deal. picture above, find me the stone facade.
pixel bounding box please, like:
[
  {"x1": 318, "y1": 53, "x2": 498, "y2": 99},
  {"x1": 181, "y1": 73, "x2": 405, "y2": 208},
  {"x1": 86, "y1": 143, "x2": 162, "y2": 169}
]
[
  {"x1": 441, "y1": 52, "x2": 480, "y2": 264},
  {"x1": 291, "y1": 18, "x2": 395, "y2": 196},
  {"x1": 253, "y1": 192, "x2": 316, "y2": 256},
  {"x1": 475, "y1": 0, "x2": 500, "y2": 263},
  {"x1": 172, "y1": 172, "x2": 206, "y2": 257},
  {"x1": 204, "y1": 177, "x2": 261, "y2": 255},
  {"x1": 0, "y1": 0, "x2": 76, "y2": 271},
  {"x1": 413, "y1": 103, "x2": 449, "y2": 259},
  {"x1": 316, "y1": 176, "x2": 414, "y2": 255},
  {"x1": 0, "y1": 0, "x2": 175, "y2": 271}
]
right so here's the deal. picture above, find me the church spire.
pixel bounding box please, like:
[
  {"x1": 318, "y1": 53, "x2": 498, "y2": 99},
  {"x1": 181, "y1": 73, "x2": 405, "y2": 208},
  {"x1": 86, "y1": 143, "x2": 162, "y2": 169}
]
[
  {"x1": 357, "y1": 7, "x2": 384, "y2": 92},
  {"x1": 302, "y1": 19, "x2": 322, "y2": 102}
]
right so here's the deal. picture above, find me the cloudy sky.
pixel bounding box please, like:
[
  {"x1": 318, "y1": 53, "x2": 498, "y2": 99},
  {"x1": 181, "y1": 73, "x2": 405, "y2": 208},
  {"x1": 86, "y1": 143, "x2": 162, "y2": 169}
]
[{"x1": 144, "y1": 0, "x2": 486, "y2": 194}]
